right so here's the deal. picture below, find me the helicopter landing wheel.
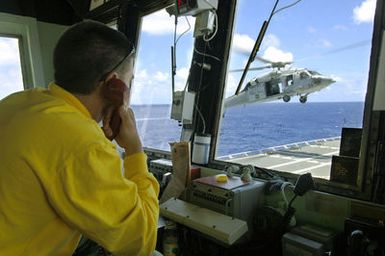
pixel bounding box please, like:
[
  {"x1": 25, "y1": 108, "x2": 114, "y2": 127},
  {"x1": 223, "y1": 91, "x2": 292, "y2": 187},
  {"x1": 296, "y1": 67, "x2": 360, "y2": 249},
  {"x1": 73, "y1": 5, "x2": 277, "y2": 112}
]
[
  {"x1": 283, "y1": 95, "x2": 291, "y2": 102},
  {"x1": 299, "y1": 95, "x2": 307, "y2": 103}
]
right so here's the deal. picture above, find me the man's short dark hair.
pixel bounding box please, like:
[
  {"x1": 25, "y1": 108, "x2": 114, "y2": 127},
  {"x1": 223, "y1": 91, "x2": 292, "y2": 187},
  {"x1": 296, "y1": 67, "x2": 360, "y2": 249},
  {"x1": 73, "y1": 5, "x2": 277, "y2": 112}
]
[{"x1": 54, "y1": 20, "x2": 133, "y2": 94}]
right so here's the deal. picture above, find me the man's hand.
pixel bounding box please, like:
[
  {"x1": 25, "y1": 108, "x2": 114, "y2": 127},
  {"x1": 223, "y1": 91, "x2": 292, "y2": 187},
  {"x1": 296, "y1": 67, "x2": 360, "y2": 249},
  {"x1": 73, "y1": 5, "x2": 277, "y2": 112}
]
[
  {"x1": 114, "y1": 106, "x2": 143, "y2": 156},
  {"x1": 102, "y1": 106, "x2": 114, "y2": 139}
]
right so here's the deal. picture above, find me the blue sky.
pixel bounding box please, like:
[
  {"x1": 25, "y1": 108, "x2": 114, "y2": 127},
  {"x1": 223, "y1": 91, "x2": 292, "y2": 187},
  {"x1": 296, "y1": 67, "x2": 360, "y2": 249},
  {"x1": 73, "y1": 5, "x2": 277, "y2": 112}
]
[
  {"x1": 0, "y1": 37, "x2": 24, "y2": 99},
  {"x1": 0, "y1": 0, "x2": 376, "y2": 103}
]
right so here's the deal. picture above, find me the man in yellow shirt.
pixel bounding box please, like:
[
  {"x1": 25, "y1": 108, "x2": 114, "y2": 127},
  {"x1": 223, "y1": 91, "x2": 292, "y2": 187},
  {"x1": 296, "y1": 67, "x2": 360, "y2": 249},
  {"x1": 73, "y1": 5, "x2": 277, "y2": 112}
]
[{"x1": 0, "y1": 21, "x2": 159, "y2": 255}]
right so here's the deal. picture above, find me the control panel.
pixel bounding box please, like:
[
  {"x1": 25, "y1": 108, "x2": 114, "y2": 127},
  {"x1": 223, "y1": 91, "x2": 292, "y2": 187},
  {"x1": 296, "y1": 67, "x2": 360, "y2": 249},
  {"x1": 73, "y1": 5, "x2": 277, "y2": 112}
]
[{"x1": 149, "y1": 158, "x2": 173, "y2": 181}]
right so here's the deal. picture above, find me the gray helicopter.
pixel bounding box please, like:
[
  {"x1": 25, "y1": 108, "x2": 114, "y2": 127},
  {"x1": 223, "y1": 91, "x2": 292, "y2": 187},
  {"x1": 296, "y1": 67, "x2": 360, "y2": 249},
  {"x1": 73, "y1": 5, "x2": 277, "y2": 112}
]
[{"x1": 225, "y1": 57, "x2": 336, "y2": 108}]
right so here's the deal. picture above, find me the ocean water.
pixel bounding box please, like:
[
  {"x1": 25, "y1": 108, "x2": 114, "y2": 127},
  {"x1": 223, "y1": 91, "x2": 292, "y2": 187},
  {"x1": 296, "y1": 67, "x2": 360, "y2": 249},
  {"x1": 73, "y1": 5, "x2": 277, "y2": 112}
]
[
  {"x1": 133, "y1": 104, "x2": 182, "y2": 151},
  {"x1": 132, "y1": 102, "x2": 364, "y2": 157}
]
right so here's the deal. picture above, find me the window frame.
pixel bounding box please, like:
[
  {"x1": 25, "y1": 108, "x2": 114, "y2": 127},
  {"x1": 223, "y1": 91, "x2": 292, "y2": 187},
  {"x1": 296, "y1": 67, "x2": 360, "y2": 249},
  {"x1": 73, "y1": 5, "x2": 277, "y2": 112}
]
[
  {"x1": 207, "y1": 0, "x2": 385, "y2": 200},
  {"x1": 0, "y1": 12, "x2": 45, "y2": 89}
]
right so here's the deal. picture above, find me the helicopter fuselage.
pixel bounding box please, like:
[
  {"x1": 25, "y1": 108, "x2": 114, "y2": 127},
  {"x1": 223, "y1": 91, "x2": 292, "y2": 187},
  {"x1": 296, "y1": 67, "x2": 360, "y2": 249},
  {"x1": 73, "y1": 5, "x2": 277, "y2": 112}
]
[{"x1": 224, "y1": 68, "x2": 335, "y2": 108}]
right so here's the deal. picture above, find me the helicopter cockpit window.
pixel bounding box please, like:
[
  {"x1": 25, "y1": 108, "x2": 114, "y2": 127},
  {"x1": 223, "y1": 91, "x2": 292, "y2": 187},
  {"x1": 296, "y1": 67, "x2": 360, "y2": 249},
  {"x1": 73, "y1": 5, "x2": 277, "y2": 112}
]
[
  {"x1": 130, "y1": 9, "x2": 194, "y2": 152},
  {"x1": 299, "y1": 71, "x2": 309, "y2": 79},
  {"x1": 286, "y1": 75, "x2": 293, "y2": 86},
  {"x1": 308, "y1": 70, "x2": 321, "y2": 76},
  {"x1": 216, "y1": 0, "x2": 375, "y2": 192}
]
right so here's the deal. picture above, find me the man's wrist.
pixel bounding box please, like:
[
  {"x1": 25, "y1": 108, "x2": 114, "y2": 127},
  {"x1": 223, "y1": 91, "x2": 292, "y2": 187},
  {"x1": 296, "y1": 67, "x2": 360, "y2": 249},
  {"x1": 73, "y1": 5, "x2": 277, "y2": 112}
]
[{"x1": 124, "y1": 145, "x2": 143, "y2": 156}]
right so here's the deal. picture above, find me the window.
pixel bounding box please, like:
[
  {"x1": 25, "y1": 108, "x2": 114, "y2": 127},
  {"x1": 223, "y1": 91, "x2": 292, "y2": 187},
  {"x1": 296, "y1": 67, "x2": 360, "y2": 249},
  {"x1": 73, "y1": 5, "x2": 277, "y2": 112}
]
[
  {"x1": 216, "y1": 0, "x2": 376, "y2": 183},
  {"x1": 0, "y1": 36, "x2": 24, "y2": 99},
  {"x1": 131, "y1": 9, "x2": 195, "y2": 151}
]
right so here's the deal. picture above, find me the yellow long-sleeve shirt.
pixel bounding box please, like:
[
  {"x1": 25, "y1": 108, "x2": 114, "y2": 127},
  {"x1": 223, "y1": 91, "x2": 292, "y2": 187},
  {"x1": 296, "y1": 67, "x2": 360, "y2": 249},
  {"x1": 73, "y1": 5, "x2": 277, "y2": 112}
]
[{"x1": 0, "y1": 83, "x2": 160, "y2": 256}]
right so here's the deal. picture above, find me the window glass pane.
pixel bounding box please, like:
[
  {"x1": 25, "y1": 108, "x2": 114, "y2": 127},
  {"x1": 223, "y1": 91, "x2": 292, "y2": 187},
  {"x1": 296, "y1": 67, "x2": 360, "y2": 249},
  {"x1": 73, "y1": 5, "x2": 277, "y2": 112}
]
[
  {"x1": 0, "y1": 36, "x2": 24, "y2": 99},
  {"x1": 132, "y1": 10, "x2": 195, "y2": 151},
  {"x1": 216, "y1": 0, "x2": 375, "y2": 180}
]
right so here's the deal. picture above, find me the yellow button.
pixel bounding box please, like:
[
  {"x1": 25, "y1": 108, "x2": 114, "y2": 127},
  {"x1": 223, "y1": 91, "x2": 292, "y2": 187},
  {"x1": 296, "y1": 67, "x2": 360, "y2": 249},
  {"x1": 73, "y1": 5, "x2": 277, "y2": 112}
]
[{"x1": 215, "y1": 174, "x2": 228, "y2": 183}]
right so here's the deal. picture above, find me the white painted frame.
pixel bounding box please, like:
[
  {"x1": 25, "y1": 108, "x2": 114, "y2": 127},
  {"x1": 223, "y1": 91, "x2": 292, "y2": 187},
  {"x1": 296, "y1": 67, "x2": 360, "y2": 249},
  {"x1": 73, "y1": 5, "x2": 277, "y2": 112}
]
[
  {"x1": 0, "y1": 12, "x2": 45, "y2": 88},
  {"x1": 373, "y1": 30, "x2": 385, "y2": 110}
]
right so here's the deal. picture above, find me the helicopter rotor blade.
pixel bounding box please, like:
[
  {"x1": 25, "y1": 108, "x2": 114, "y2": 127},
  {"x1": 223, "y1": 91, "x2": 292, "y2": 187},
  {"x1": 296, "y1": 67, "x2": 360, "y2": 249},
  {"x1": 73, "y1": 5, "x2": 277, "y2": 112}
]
[
  {"x1": 254, "y1": 55, "x2": 292, "y2": 68},
  {"x1": 255, "y1": 55, "x2": 273, "y2": 64},
  {"x1": 296, "y1": 39, "x2": 371, "y2": 62},
  {"x1": 249, "y1": 65, "x2": 273, "y2": 71},
  {"x1": 271, "y1": 61, "x2": 293, "y2": 68},
  {"x1": 229, "y1": 61, "x2": 292, "y2": 73},
  {"x1": 229, "y1": 65, "x2": 272, "y2": 73}
]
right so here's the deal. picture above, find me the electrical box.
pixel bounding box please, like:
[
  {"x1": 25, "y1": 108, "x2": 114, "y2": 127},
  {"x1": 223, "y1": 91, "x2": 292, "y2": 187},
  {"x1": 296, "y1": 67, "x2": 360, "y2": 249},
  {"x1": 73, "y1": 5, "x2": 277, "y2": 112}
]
[
  {"x1": 185, "y1": 175, "x2": 265, "y2": 238},
  {"x1": 171, "y1": 90, "x2": 195, "y2": 124},
  {"x1": 176, "y1": 0, "x2": 218, "y2": 16},
  {"x1": 193, "y1": 10, "x2": 215, "y2": 37}
]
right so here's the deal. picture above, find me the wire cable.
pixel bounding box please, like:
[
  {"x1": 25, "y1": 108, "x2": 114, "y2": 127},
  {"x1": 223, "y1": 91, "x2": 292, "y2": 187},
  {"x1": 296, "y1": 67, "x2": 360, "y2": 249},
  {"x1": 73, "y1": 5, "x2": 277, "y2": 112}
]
[
  {"x1": 194, "y1": 46, "x2": 221, "y2": 61},
  {"x1": 203, "y1": 10, "x2": 219, "y2": 42},
  {"x1": 192, "y1": 42, "x2": 209, "y2": 134},
  {"x1": 288, "y1": 194, "x2": 297, "y2": 208},
  {"x1": 173, "y1": 16, "x2": 192, "y2": 98},
  {"x1": 195, "y1": 104, "x2": 206, "y2": 134},
  {"x1": 176, "y1": 16, "x2": 192, "y2": 45},
  {"x1": 281, "y1": 182, "x2": 293, "y2": 208},
  {"x1": 273, "y1": 0, "x2": 304, "y2": 15}
]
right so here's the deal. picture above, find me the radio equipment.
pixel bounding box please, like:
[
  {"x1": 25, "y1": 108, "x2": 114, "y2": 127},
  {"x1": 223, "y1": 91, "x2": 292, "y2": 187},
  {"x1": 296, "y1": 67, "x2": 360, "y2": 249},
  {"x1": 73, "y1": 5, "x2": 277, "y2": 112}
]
[{"x1": 185, "y1": 175, "x2": 265, "y2": 235}]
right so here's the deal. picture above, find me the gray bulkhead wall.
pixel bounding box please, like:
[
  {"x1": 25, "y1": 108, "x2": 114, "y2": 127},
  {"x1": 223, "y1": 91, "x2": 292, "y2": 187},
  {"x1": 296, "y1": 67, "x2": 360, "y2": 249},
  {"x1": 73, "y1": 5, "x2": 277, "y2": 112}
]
[{"x1": 36, "y1": 21, "x2": 67, "y2": 86}]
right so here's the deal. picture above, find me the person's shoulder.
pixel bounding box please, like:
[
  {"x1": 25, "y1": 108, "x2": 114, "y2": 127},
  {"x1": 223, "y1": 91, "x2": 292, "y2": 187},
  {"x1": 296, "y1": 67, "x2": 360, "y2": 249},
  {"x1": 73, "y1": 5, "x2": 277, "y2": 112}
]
[{"x1": 0, "y1": 87, "x2": 46, "y2": 104}]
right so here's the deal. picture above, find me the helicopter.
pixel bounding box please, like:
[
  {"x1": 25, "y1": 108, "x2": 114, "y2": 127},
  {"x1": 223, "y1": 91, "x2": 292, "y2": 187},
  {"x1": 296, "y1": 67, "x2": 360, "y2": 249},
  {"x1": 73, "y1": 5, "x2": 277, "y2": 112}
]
[{"x1": 224, "y1": 57, "x2": 336, "y2": 108}]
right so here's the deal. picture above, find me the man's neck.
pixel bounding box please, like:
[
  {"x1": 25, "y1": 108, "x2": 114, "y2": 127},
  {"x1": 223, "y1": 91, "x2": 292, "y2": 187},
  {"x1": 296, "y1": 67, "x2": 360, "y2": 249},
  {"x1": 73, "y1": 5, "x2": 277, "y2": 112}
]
[{"x1": 74, "y1": 92, "x2": 104, "y2": 122}]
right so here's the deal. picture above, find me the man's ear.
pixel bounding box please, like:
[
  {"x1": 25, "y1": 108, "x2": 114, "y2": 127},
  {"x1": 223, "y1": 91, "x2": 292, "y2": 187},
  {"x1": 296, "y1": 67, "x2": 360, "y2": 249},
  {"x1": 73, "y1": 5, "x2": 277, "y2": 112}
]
[
  {"x1": 102, "y1": 76, "x2": 128, "y2": 105},
  {"x1": 104, "y1": 72, "x2": 119, "y2": 84},
  {"x1": 99, "y1": 72, "x2": 118, "y2": 95}
]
